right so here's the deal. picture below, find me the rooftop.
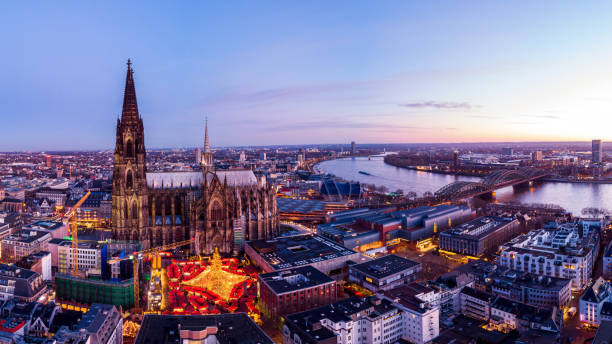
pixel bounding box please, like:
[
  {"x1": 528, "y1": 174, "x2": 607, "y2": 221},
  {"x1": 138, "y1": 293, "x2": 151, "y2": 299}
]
[
  {"x1": 248, "y1": 234, "x2": 357, "y2": 271},
  {"x1": 441, "y1": 216, "x2": 516, "y2": 239},
  {"x1": 259, "y1": 265, "x2": 334, "y2": 294},
  {"x1": 135, "y1": 313, "x2": 273, "y2": 344},
  {"x1": 350, "y1": 254, "x2": 420, "y2": 279}
]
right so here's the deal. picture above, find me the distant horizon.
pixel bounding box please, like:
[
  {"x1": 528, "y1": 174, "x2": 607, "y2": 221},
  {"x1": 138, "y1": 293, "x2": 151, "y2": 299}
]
[
  {"x1": 3, "y1": 2, "x2": 612, "y2": 150},
  {"x1": 1, "y1": 139, "x2": 607, "y2": 154}
]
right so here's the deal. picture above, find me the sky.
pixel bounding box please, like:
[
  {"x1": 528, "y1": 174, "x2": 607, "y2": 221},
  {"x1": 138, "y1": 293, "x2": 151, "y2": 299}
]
[{"x1": 2, "y1": 1, "x2": 612, "y2": 151}]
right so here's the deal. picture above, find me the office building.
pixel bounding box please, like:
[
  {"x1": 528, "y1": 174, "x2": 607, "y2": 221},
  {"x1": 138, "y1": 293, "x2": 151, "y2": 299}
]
[
  {"x1": 381, "y1": 283, "x2": 440, "y2": 344},
  {"x1": 258, "y1": 265, "x2": 337, "y2": 318},
  {"x1": 439, "y1": 216, "x2": 520, "y2": 256},
  {"x1": 531, "y1": 150, "x2": 542, "y2": 162},
  {"x1": 593, "y1": 139, "x2": 603, "y2": 163},
  {"x1": 15, "y1": 251, "x2": 52, "y2": 281},
  {"x1": 498, "y1": 220, "x2": 600, "y2": 290},
  {"x1": 245, "y1": 234, "x2": 360, "y2": 274},
  {"x1": 195, "y1": 147, "x2": 201, "y2": 164},
  {"x1": 1, "y1": 230, "x2": 52, "y2": 263},
  {"x1": 136, "y1": 313, "x2": 273, "y2": 344},
  {"x1": 283, "y1": 296, "x2": 405, "y2": 344},
  {"x1": 58, "y1": 241, "x2": 107, "y2": 276},
  {"x1": 349, "y1": 254, "x2": 421, "y2": 292},
  {"x1": 501, "y1": 147, "x2": 513, "y2": 156}
]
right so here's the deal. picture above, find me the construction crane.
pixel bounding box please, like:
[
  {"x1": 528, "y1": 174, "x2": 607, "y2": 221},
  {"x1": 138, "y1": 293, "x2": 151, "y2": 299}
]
[
  {"x1": 63, "y1": 190, "x2": 91, "y2": 276},
  {"x1": 107, "y1": 240, "x2": 191, "y2": 311}
]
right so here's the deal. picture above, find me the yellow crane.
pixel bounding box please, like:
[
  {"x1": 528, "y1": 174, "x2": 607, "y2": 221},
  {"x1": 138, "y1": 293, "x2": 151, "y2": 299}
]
[
  {"x1": 107, "y1": 240, "x2": 191, "y2": 312},
  {"x1": 63, "y1": 190, "x2": 91, "y2": 277}
]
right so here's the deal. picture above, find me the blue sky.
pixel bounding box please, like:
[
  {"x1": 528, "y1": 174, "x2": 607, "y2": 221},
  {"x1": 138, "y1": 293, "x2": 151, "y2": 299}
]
[{"x1": 2, "y1": 1, "x2": 612, "y2": 150}]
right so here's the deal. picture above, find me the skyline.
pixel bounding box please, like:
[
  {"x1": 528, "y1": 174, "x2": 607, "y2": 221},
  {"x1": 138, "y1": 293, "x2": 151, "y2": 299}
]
[{"x1": 3, "y1": 1, "x2": 612, "y2": 150}]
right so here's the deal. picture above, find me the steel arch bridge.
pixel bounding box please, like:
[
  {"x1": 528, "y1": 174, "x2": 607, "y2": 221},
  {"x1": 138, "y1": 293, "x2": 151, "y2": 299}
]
[
  {"x1": 434, "y1": 181, "x2": 490, "y2": 199},
  {"x1": 435, "y1": 168, "x2": 548, "y2": 199}
]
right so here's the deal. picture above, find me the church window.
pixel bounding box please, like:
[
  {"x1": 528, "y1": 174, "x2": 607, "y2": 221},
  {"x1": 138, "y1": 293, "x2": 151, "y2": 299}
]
[{"x1": 126, "y1": 170, "x2": 134, "y2": 189}]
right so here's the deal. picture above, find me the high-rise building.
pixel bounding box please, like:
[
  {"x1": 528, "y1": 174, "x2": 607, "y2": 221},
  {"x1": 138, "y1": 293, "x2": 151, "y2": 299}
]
[
  {"x1": 532, "y1": 150, "x2": 542, "y2": 162},
  {"x1": 195, "y1": 147, "x2": 201, "y2": 164},
  {"x1": 351, "y1": 141, "x2": 356, "y2": 155},
  {"x1": 501, "y1": 147, "x2": 513, "y2": 156},
  {"x1": 45, "y1": 155, "x2": 52, "y2": 168},
  {"x1": 239, "y1": 151, "x2": 246, "y2": 162},
  {"x1": 260, "y1": 152, "x2": 266, "y2": 161},
  {"x1": 593, "y1": 139, "x2": 602, "y2": 163}
]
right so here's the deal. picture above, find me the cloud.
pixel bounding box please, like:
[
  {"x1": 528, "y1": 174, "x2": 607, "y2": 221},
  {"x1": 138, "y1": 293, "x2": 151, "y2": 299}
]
[
  {"x1": 207, "y1": 80, "x2": 375, "y2": 106},
  {"x1": 399, "y1": 101, "x2": 477, "y2": 110},
  {"x1": 469, "y1": 115, "x2": 498, "y2": 119},
  {"x1": 266, "y1": 120, "x2": 455, "y2": 132},
  {"x1": 518, "y1": 114, "x2": 560, "y2": 119}
]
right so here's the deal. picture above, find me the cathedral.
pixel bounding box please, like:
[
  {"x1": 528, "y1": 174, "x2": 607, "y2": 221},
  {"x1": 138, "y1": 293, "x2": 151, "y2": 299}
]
[{"x1": 111, "y1": 60, "x2": 279, "y2": 255}]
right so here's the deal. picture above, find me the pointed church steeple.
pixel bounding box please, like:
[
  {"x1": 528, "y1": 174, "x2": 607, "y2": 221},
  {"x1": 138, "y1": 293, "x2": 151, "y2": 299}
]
[
  {"x1": 204, "y1": 117, "x2": 211, "y2": 153},
  {"x1": 121, "y1": 59, "x2": 139, "y2": 124},
  {"x1": 202, "y1": 117, "x2": 213, "y2": 168}
]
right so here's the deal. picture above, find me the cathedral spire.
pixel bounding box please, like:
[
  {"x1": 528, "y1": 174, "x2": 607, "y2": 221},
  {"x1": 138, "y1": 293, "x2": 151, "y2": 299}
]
[
  {"x1": 204, "y1": 117, "x2": 211, "y2": 153},
  {"x1": 121, "y1": 59, "x2": 139, "y2": 124}
]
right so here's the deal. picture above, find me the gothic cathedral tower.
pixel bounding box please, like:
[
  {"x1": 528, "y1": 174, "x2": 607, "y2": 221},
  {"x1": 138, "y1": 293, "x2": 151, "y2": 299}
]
[
  {"x1": 112, "y1": 60, "x2": 149, "y2": 246},
  {"x1": 202, "y1": 118, "x2": 213, "y2": 169}
]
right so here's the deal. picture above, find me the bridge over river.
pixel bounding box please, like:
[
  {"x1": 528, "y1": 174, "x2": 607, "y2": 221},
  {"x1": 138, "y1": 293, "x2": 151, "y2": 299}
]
[{"x1": 434, "y1": 168, "x2": 549, "y2": 200}]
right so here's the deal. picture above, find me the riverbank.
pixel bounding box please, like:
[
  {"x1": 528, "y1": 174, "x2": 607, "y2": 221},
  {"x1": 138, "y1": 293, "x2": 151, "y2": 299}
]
[
  {"x1": 383, "y1": 158, "x2": 487, "y2": 178},
  {"x1": 316, "y1": 157, "x2": 612, "y2": 215},
  {"x1": 543, "y1": 178, "x2": 612, "y2": 184}
]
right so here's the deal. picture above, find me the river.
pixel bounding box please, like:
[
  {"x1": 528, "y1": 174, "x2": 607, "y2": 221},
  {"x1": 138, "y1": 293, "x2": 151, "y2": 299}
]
[{"x1": 316, "y1": 157, "x2": 612, "y2": 216}]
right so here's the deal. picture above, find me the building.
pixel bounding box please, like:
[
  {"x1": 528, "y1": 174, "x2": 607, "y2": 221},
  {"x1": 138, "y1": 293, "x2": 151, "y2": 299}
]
[
  {"x1": 135, "y1": 313, "x2": 273, "y2": 344},
  {"x1": 318, "y1": 205, "x2": 474, "y2": 249},
  {"x1": 460, "y1": 286, "x2": 492, "y2": 322},
  {"x1": 439, "y1": 216, "x2": 520, "y2": 257},
  {"x1": 425, "y1": 272, "x2": 475, "y2": 318},
  {"x1": 283, "y1": 296, "x2": 404, "y2": 344},
  {"x1": 258, "y1": 266, "x2": 337, "y2": 318},
  {"x1": 15, "y1": 251, "x2": 52, "y2": 282},
  {"x1": 65, "y1": 191, "x2": 113, "y2": 221},
  {"x1": 245, "y1": 234, "x2": 360, "y2": 274},
  {"x1": 195, "y1": 147, "x2": 201, "y2": 165},
  {"x1": 349, "y1": 254, "x2": 421, "y2": 292},
  {"x1": 320, "y1": 178, "x2": 361, "y2": 201},
  {"x1": 351, "y1": 141, "x2": 356, "y2": 155},
  {"x1": 111, "y1": 60, "x2": 279, "y2": 255},
  {"x1": 0, "y1": 264, "x2": 47, "y2": 302},
  {"x1": 22, "y1": 220, "x2": 68, "y2": 239},
  {"x1": 498, "y1": 220, "x2": 600, "y2": 290},
  {"x1": 501, "y1": 147, "x2": 513, "y2": 156},
  {"x1": 593, "y1": 139, "x2": 603, "y2": 163},
  {"x1": 603, "y1": 241, "x2": 612, "y2": 280},
  {"x1": 57, "y1": 241, "x2": 107, "y2": 276},
  {"x1": 34, "y1": 187, "x2": 68, "y2": 207},
  {"x1": 531, "y1": 150, "x2": 542, "y2": 162},
  {"x1": 489, "y1": 296, "x2": 559, "y2": 334},
  {"x1": 55, "y1": 274, "x2": 134, "y2": 309},
  {"x1": 593, "y1": 320, "x2": 612, "y2": 344},
  {"x1": 455, "y1": 260, "x2": 572, "y2": 309},
  {"x1": 76, "y1": 304, "x2": 122, "y2": 344},
  {"x1": 381, "y1": 283, "x2": 440, "y2": 344},
  {"x1": 0, "y1": 230, "x2": 51, "y2": 263},
  {"x1": 580, "y1": 277, "x2": 612, "y2": 327}
]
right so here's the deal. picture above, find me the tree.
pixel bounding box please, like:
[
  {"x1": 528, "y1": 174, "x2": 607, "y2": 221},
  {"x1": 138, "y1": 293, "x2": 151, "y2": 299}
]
[
  {"x1": 395, "y1": 189, "x2": 404, "y2": 195},
  {"x1": 407, "y1": 191, "x2": 417, "y2": 200}
]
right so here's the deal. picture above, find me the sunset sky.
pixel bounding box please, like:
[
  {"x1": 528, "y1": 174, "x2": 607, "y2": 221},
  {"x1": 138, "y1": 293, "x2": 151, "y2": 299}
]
[{"x1": 2, "y1": 1, "x2": 612, "y2": 150}]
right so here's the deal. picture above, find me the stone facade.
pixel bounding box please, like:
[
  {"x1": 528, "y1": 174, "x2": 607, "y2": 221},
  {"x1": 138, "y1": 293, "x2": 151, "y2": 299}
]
[{"x1": 111, "y1": 60, "x2": 278, "y2": 255}]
